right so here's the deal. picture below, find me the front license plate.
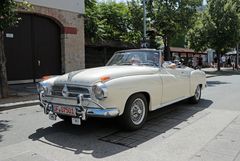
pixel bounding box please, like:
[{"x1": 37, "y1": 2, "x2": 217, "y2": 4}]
[
  {"x1": 53, "y1": 105, "x2": 76, "y2": 116},
  {"x1": 72, "y1": 117, "x2": 81, "y2": 125}
]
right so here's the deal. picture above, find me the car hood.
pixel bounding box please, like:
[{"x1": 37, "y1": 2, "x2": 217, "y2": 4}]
[{"x1": 53, "y1": 66, "x2": 157, "y2": 86}]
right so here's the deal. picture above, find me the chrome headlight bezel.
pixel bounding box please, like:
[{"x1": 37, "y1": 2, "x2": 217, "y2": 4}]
[
  {"x1": 92, "y1": 82, "x2": 108, "y2": 100},
  {"x1": 37, "y1": 82, "x2": 52, "y2": 95}
]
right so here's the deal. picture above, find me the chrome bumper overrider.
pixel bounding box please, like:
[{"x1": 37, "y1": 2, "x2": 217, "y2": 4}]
[{"x1": 39, "y1": 92, "x2": 119, "y2": 120}]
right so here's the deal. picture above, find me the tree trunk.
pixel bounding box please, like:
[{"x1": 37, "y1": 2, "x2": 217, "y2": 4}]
[
  {"x1": 216, "y1": 50, "x2": 221, "y2": 71},
  {"x1": 0, "y1": 31, "x2": 8, "y2": 98},
  {"x1": 163, "y1": 35, "x2": 171, "y2": 61}
]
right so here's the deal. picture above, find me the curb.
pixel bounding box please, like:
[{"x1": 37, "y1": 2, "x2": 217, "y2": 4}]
[
  {"x1": 0, "y1": 100, "x2": 39, "y2": 112},
  {"x1": 206, "y1": 75, "x2": 216, "y2": 78}
]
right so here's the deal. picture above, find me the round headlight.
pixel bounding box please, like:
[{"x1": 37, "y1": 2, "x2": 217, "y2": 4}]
[
  {"x1": 37, "y1": 82, "x2": 51, "y2": 94},
  {"x1": 92, "y1": 82, "x2": 107, "y2": 100}
]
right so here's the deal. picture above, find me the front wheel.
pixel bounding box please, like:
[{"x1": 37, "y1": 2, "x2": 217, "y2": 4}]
[
  {"x1": 119, "y1": 93, "x2": 148, "y2": 131},
  {"x1": 189, "y1": 85, "x2": 201, "y2": 104}
]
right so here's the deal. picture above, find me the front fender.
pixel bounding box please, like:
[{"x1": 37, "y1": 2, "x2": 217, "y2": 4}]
[
  {"x1": 190, "y1": 70, "x2": 206, "y2": 95},
  {"x1": 98, "y1": 74, "x2": 163, "y2": 115}
]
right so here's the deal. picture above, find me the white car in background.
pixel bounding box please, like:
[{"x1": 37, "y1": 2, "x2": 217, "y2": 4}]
[{"x1": 37, "y1": 49, "x2": 206, "y2": 130}]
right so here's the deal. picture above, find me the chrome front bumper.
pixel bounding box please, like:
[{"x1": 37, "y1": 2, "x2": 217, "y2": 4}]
[{"x1": 39, "y1": 92, "x2": 119, "y2": 120}]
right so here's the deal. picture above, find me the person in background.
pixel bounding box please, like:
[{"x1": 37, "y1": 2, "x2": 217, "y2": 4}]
[
  {"x1": 214, "y1": 56, "x2": 218, "y2": 68},
  {"x1": 192, "y1": 55, "x2": 197, "y2": 69},
  {"x1": 227, "y1": 57, "x2": 231, "y2": 67},
  {"x1": 210, "y1": 61, "x2": 215, "y2": 68},
  {"x1": 130, "y1": 55, "x2": 142, "y2": 65},
  {"x1": 231, "y1": 56, "x2": 235, "y2": 70},
  {"x1": 161, "y1": 55, "x2": 176, "y2": 69},
  {"x1": 221, "y1": 55, "x2": 226, "y2": 67},
  {"x1": 198, "y1": 56, "x2": 203, "y2": 69}
]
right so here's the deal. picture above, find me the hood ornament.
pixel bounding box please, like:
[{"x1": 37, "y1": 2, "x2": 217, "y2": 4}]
[{"x1": 62, "y1": 84, "x2": 69, "y2": 97}]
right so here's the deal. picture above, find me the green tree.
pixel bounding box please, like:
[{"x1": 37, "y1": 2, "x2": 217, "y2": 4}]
[
  {"x1": 148, "y1": 0, "x2": 202, "y2": 60},
  {"x1": 0, "y1": 0, "x2": 30, "y2": 98},
  {"x1": 85, "y1": 0, "x2": 106, "y2": 42},
  {"x1": 85, "y1": 0, "x2": 143, "y2": 46},
  {"x1": 188, "y1": 0, "x2": 240, "y2": 71},
  {"x1": 125, "y1": 0, "x2": 143, "y2": 45},
  {"x1": 170, "y1": 32, "x2": 187, "y2": 48}
]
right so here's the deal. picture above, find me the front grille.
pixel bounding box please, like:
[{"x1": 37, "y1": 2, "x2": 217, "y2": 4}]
[{"x1": 51, "y1": 84, "x2": 90, "y2": 98}]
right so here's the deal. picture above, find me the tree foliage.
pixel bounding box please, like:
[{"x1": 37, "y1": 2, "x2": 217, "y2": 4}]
[
  {"x1": 85, "y1": 0, "x2": 202, "y2": 54},
  {"x1": 85, "y1": 0, "x2": 143, "y2": 45},
  {"x1": 147, "y1": 0, "x2": 202, "y2": 60},
  {"x1": 188, "y1": 0, "x2": 240, "y2": 70},
  {"x1": 0, "y1": 0, "x2": 31, "y2": 30}
]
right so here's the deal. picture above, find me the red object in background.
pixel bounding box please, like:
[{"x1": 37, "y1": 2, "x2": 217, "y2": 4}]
[{"x1": 64, "y1": 27, "x2": 77, "y2": 34}]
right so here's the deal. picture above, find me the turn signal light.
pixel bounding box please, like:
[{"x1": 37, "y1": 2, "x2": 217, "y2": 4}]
[
  {"x1": 100, "y1": 76, "x2": 110, "y2": 82},
  {"x1": 42, "y1": 76, "x2": 50, "y2": 80}
]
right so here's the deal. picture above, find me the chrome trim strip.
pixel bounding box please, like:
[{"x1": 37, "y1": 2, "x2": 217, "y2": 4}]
[
  {"x1": 42, "y1": 95, "x2": 78, "y2": 106},
  {"x1": 87, "y1": 108, "x2": 119, "y2": 118},
  {"x1": 53, "y1": 83, "x2": 92, "y2": 88},
  {"x1": 41, "y1": 95, "x2": 106, "y2": 109}
]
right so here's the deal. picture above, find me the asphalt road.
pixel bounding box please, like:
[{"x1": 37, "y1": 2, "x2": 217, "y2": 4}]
[{"x1": 1, "y1": 74, "x2": 240, "y2": 161}]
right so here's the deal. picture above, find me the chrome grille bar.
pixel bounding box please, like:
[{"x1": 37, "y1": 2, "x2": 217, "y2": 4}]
[{"x1": 51, "y1": 84, "x2": 90, "y2": 97}]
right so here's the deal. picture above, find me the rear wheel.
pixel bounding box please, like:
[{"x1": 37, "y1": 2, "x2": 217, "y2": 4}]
[
  {"x1": 189, "y1": 85, "x2": 201, "y2": 104},
  {"x1": 119, "y1": 93, "x2": 148, "y2": 131}
]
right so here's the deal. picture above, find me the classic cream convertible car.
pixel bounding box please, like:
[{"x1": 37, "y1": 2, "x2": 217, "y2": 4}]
[{"x1": 37, "y1": 49, "x2": 206, "y2": 130}]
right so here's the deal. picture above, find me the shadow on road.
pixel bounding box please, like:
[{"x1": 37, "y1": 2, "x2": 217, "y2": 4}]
[
  {"x1": 29, "y1": 99, "x2": 213, "y2": 158},
  {"x1": 204, "y1": 69, "x2": 240, "y2": 77},
  {"x1": 207, "y1": 80, "x2": 231, "y2": 87},
  {"x1": 0, "y1": 120, "x2": 12, "y2": 142}
]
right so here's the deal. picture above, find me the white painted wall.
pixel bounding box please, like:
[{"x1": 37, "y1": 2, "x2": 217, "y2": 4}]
[{"x1": 16, "y1": 0, "x2": 84, "y2": 14}]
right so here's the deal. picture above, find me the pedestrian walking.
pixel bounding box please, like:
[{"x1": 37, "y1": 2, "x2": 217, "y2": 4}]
[
  {"x1": 198, "y1": 56, "x2": 203, "y2": 69},
  {"x1": 192, "y1": 56, "x2": 197, "y2": 69},
  {"x1": 227, "y1": 57, "x2": 231, "y2": 67},
  {"x1": 232, "y1": 57, "x2": 235, "y2": 70},
  {"x1": 214, "y1": 56, "x2": 218, "y2": 68},
  {"x1": 221, "y1": 55, "x2": 226, "y2": 67}
]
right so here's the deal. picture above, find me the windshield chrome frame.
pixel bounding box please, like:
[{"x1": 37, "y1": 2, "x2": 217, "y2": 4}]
[{"x1": 106, "y1": 50, "x2": 162, "y2": 68}]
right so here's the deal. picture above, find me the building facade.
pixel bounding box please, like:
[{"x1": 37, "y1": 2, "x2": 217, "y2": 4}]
[{"x1": 5, "y1": 0, "x2": 85, "y2": 83}]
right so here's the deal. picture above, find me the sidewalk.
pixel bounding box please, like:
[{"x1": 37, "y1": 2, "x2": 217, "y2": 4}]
[
  {"x1": 202, "y1": 67, "x2": 240, "y2": 78},
  {"x1": 190, "y1": 114, "x2": 240, "y2": 161},
  {"x1": 0, "y1": 83, "x2": 39, "y2": 111}
]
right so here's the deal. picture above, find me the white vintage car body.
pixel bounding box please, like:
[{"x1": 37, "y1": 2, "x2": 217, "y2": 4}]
[{"x1": 38, "y1": 49, "x2": 206, "y2": 130}]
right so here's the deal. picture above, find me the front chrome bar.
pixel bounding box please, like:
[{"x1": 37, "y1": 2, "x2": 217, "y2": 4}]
[{"x1": 39, "y1": 93, "x2": 119, "y2": 118}]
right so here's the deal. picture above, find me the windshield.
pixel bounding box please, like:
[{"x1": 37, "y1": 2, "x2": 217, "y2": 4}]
[{"x1": 106, "y1": 51, "x2": 160, "y2": 67}]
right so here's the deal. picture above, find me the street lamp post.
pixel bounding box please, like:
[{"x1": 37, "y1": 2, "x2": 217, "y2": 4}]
[
  {"x1": 142, "y1": 0, "x2": 147, "y2": 48},
  {"x1": 237, "y1": 43, "x2": 239, "y2": 70}
]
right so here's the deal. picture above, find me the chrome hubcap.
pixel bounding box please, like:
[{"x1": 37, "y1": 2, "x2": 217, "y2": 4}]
[
  {"x1": 195, "y1": 86, "x2": 201, "y2": 100},
  {"x1": 130, "y1": 98, "x2": 145, "y2": 125}
]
